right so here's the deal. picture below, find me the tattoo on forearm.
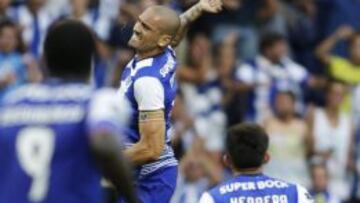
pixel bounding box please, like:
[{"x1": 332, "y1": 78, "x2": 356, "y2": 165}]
[
  {"x1": 139, "y1": 111, "x2": 164, "y2": 122},
  {"x1": 180, "y1": 4, "x2": 203, "y2": 25},
  {"x1": 172, "y1": 4, "x2": 203, "y2": 47}
]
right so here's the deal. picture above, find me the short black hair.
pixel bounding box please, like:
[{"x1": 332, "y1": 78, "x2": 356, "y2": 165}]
[
  {"x1": 259, "y1": 32, "x2": 286, "y2": 54},
  {"x1": 226, "y1": 123, "x2": 269, "y2": 170},
  {"x1": 44, "y1": 20, "x2": 95, "y2": 81}
]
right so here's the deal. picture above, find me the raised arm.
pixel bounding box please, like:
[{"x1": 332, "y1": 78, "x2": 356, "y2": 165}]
[
  {"x1": 315, "y1": 25, "x2": 354, "y2": 65},
  {"x1": 171, "y1": 0, "x2": 223, "y2": 47}
]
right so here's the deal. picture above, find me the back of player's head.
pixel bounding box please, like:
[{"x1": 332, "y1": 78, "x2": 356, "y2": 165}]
[
  {"x1": 44, "y1": 19, "x2": 95, "y2": 81},
  {"x1": 226, "y1": 123, "x2": 269, "y2": 170},
  {"x1": 259, "y1": 32, "x2": 286, "y2": 54}
]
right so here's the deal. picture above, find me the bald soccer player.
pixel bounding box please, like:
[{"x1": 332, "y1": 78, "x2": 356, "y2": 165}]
[{"x1": 117, "y1": 1, "x2": 222, "y2": 202}]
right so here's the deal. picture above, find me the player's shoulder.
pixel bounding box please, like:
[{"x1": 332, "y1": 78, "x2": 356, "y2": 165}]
[
  {"x1": 136, "y1": 47, "x2": 176, "y2": 79},
  {"x1": 264, "y1": 175, "x2": 298, "y2": 188},
  {"x1": 267, "y1": 176, "x2": 313, "y2": 202}
]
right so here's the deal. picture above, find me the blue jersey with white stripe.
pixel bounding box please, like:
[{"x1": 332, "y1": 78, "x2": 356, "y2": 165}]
[
  {"x1": 201, "y1": 174, "x2": 313, "y2": 203},
  {"x1": 0, "y1": 81, "x2": 126, "y2": 203},
  {"x1": 119, "y1": 46, "x2": 178, "y2": 176}
]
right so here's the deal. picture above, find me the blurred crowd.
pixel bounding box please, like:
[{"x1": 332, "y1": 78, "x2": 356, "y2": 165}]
[{"x1": 0, "y1": 0, "x2": 360, "y2": 203}]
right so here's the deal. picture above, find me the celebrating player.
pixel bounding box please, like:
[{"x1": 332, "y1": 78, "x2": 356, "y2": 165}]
[
  {"x1": 118, "y1": 0, "x2": 222, "y2": 202},
  {"x1": 199, "y1": 123, "x2": 313, "y2": 203},
  {"x1": 0, "y1": 20, "x2": 137, "y2": 203}
]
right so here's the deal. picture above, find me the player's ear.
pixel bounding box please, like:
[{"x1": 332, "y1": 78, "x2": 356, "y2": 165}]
[
  {"x1": 158, "y1": 34, "x2": 172, "y2": 48},
  {"x1": 223, "y1": 153, "x2": 232, "y2": 168},
  {"x1": 263, "y1": 152, "x2": 270, "y2": 164}
]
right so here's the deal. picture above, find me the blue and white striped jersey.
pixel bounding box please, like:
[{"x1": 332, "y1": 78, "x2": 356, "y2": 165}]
[
  {"x1": 119, "y1": 46, "x2": 178, "y2": 177},
  {"x1": 0, "y1": 80, "x2": 129, "y2": 203},
  {"x1": 200, "y1": 174, "x2": 313, "y2": 203}
]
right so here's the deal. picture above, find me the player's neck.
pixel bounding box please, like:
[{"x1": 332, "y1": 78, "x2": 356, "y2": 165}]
[
  {"x1": 136, "y1": 48, "x2": 164, "y2": 60},
  {"x1": 233, "y1": 167, "x2": 263, "y2": 177}
]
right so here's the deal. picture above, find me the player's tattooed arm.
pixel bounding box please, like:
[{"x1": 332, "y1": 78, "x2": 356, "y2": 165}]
[
  {"x1": 171, "y1": 0, "x2": 223, "y2": 47},
  {"x1": 124, "y1": 110, "x2": 165, "y2": 165},
  {"x1": 90, "y1": 133, "x2": 138, "y2": 203}
]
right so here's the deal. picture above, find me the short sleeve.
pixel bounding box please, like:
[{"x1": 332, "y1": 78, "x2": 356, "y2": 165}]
[
  {"x1": 297, "y1": 185, "x2": 314, "y2": 203},
  {"x1": 134, "y1": 77, "x2": 164, "y2": 111},
  {"x1": 235, "y1": 63, "x2": 255, "y2": 84},
  {"x1": 199, "y1": 192, "x2": 215, "y2": 203},
  {"x1": 87, "y1": 88, "x2": 131, "y2": 135}
]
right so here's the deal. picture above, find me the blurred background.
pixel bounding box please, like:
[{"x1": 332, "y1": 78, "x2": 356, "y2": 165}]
[{"x1": 0, "y1": 0, "x2": 360, "y2": 202}]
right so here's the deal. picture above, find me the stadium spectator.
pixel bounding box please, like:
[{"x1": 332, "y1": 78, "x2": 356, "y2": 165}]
[
  {"x1": 307, "y1": 81, "x2": 353, "y2": 200},
  {"x1": 190, "y1": 0, "x2": 286, "y2": 60},
  {"x1": 171, "y1": 93, "x2": 196, "y2": 160},
  {"x1": 12, "y1": 0, "x2": 53, "y2": 58},
  {"x1": 179, "y1": 33, "x2": 227, "y2": 154},
  {"x1": 315, "y1": 0, "x2": 360, "y2": 56},
  {"x1": 316, "y1": 25, "x2": 360, "y2": 85},
  {"x1": 107, "y1": 1, "x2": 138, "y2": 87},
  {"x1": 0, "y1": 20, "x2": 41, "y2": 100},
  {"x1": 263, "y1": 91, "x2": 311, "y2": 187},
  {"x1": 64, "y1": 0, "x2": 111, "y2": 41},
  {"x1": 309, "y1": 157, "x2": 341, "y2": 203},
  {"x1": 215, "y1": 32, "x2": 247, "y2": 126},
  {"x1": 235, "y1": 32, "x2": 309, "y2": 123},
  {"x1": 171, "y1": 149, "x2": 222, "y2": 203},
  {"x1": 44, "y1": 0, "x2": 68, "y2": 18},
  {"x1": 286, "y1": 0, "x2": 319, "y2": 74}
]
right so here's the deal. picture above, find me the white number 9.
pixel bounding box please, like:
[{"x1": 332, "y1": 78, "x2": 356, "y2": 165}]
[{"x1": 16, "y1": 127, "x2": 55, "y2": 202}]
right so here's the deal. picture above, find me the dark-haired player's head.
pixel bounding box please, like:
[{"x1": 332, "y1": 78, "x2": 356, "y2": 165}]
[
  {"x1": 259, "y1": 32, "x2": 288, "y2": 64},
  {"x1": 44, "y1": 20, "x2": 95, "y2": 81},
  {"x1": 226, "y1": 123, "x2": 269, "y2": 173},
  {"x1": 348, "y1": 31, "x2": 360, "y2": 65},
  {"x1": 128, "y1": 5, "x2": 180, "y2": 56},
  {"x1": 274, "y1": 91, "x2": 296, "y2": 119}
]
